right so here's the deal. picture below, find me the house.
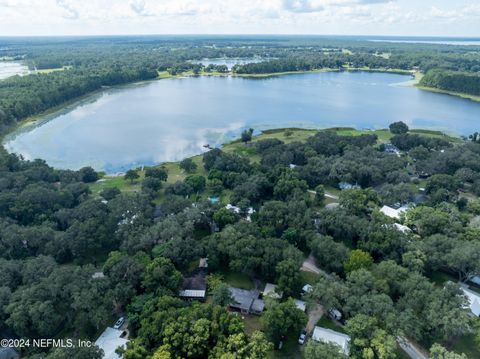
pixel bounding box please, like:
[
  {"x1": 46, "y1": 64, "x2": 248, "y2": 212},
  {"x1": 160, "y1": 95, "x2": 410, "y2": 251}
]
[
  {"x1": 338, "y1": 182, "x2": 360, "y2": 190},
  {"x1": 461, "y1": 287, "x2": 480, "y2": 317},
  {"x1": 0, "y1": 348, "x2": 19, "y2": 359},
  {"x1": 263, "y1": 283, "x2": 283, "y2": 299},
  {"x1": 228, "y1": 287, "x2": 264, "y2": 315},
  {"x1": 294, "y1": 299, "x2": 306, "y2": 312},
  {"x1": 312, "y1": 326, "x2": 351, "y2": 355},
  {"x1": 178, "y1": 270, "x2": 207, "y2": 301},
  {"x1": 380, "y1": 205, "x2": 410, "y2": 220},
  {"x1": 384, "y1": 143, "x2": 401, "y2": 157},
  {"x1": 95, "y1": 327, "x2": 129, "y2": 359},
  {"x1": 225, "y1": 204, "x2": 255, "y2": 221},
  {"x1": 92, "y1": 271, "x2": 106, "y2": 279},
  {"x1": 225, "y1": 204, "x2": 241, "y2": 213},
  {"x1": 393, "y1": 223, "x2": 412, "y2": 234}
]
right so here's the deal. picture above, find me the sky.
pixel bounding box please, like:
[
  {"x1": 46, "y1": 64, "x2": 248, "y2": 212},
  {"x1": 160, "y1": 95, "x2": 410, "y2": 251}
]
[{"x1": 0, "y1": 0, "x2": 479, "y2": 37}]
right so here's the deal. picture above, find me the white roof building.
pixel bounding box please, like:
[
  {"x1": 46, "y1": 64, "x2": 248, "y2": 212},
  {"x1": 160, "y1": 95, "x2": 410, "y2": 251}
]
[
  {"x1": 380, "y1": 205, "x2": 410, "y2": 220},
  {"x1": 178, "y1": 289, "x2": 206, "y2": 299},
  {"x1": 95, "y1": 327, "x2": 129, "y2": 359},
  {"x1": 393, "y1": 223, "x2": 412, "y2": 233},
  {"x1": 312, "y1": 326, "x2": 351, "y2": 355},
  {"x1": 461, "y1": 287, "x2": 480, "y2": 317},
  {"x1": 302, "y1": 284, "x2": 313, "y2": 294},
  {"x1": 294, "y1": 299, "x2": 306, "y2": 312}
]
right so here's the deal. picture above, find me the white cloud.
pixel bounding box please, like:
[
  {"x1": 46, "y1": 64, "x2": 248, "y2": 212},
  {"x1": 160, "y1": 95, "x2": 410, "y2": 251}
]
[
  {"x1": 56, "y1": 0, "x2": 79, "y2": 19},
  {"x1": 0, "y1": 0, "x2": 478, "y2": 36}
]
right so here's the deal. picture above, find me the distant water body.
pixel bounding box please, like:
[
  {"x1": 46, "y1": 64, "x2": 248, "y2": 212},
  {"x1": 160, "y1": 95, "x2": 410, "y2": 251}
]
[
  {"x1": 5, "y1": 71, "x2": 480, "y2": 173},
  {"x1": 0, "y1": 61, "x2": 29, "y2": 80},
  {"x1": 369, "y1": 38, "x2": 480, "y2": 46}
]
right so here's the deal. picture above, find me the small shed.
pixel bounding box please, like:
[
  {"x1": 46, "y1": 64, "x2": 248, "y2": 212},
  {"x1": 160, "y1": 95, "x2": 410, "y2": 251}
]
[
  {"x1": 199, "y1": 257, "x2": 208, "y2": 269},
  {"x1": 302, "y1": 284, "x2": 313, "y2": 295},
  {"x1": 312, "y1": 326, "x2": 351, "y2": 355},
  {"x1": 179, "y1": 289, "x2": 206, "y2": 300},
  {"x1": 263, "y1": 283, "x2": 283, "y2": 299},
  {"x1": 294, "y1": 299, "x2": 306, "y2": 312}
]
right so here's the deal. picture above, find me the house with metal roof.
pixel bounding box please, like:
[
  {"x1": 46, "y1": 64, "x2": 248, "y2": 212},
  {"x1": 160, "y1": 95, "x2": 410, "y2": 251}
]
[
  {"x1": 228, "y1": 287, "x2": 264, "y2": 315},
  {"x1": 312, "y1": 326, "x2": 351, "y2": 355}
]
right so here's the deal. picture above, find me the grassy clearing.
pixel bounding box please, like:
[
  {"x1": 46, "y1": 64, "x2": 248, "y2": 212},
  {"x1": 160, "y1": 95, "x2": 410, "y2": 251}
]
[
  {"x1": 219, "y1": 270, "x2": 255, "y2": 290},
  {"x1": 268, "y1": 331, "x2": 303, "y2": 359},
  {"x1": 315, "y1": 316, "x2": 347, "y2": 334},
  {"x1": 300, "y1": 271, "x2": 320, "y2": 286},
  {"x1": 428, "y1": 270, "x2": 458, "y2": 287},
  {"x1": 36, "y1": 66, "x2": 70, "y2": 74},
  {"x1": 243, "y1": 315, "x2": 263, "y2": 335},
  {"x1": 452, "y1": 331, "x2": 480, "y2": 358}
]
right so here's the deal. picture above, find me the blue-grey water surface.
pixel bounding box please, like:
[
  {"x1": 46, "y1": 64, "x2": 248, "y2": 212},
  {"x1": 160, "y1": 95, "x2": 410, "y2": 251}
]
[{"x1": 5, "y1": 71, "x2": 480, "y2": 173}]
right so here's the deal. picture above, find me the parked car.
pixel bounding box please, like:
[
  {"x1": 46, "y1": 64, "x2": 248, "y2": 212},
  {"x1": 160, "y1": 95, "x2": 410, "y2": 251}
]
[
  {"x1": 113, "y1": 317, "x2": 125, "y2": 329},
  {"x1": 328, "y1": 308, "x2": 343, "y2": 321},
  {"x1": 298, "y1": 329, "x2": 307, "y2": 345}
]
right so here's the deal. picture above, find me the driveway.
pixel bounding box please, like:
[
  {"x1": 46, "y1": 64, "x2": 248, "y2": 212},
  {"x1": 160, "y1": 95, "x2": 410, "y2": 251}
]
[
  {"x1": 301, "y1": 253, "x2": 329, "y2": 277},
  {"x1": 306, "y1": 303, "x2": 324, "y2": 333},
  {"x1": 397, "y1": 337, "x2": 428, "y2": 359}
]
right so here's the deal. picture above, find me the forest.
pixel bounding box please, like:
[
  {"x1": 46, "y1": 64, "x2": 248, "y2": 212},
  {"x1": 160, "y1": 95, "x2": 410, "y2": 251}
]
[{"x1": 0, "y1": 121, "x2": 480, "y2": 358}]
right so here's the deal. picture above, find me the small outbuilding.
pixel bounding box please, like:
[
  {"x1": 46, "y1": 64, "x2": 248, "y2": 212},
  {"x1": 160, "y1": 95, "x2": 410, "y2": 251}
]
[
  {"x1": 312, "y1": 326, "x2": 351, "y2": 355},
  {"x1": 263, "y1": 283, "x2": 283, "y2": 299},
  {"x1": 294, "y1": 299, "x2": 306, "y2": 312}
]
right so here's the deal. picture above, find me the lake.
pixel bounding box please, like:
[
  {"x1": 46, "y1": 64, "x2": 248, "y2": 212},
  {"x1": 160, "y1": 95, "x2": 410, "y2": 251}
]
[
  {"x1": 0, "y1": 61, "x2": 29, "y2": 80},
  {"x1": 4, "y1": 71, "x2": 480, "y2": 173}
]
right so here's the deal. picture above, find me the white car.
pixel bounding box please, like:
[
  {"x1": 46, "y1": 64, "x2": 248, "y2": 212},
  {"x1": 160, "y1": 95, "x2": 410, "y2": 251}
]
[
  {"x1": 113, "y1": 317, "x2": 125, "y2": 329},
  {"x1": 298, "y1": 330, "x2": 307, "y2": 345}
]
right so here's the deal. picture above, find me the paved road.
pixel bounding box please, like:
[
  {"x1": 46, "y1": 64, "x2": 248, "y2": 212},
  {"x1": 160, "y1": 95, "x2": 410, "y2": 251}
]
[{"x1": 397, "y1": 337, "x2": 428, "y2": 359}]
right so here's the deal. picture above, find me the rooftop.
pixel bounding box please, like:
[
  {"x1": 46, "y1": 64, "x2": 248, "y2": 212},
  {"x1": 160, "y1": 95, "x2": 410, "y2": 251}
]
[
  {"x1": 312, "y1": 326, "x2": 351, "y2": 355},
  {"x1": 263, "y1": 283, "x2": 283, "y2": 299},
  {"x1": 95, "y1": 327, "x2": 129, "y2": 359},
  {"x1": 461, "y1": 287, "x2": 480, "y2": 316},
  {"x1": 294, "y1": 299, "x2": 306, "y2": 312},
  {"x1": 229, "y1": 287, "x2": 262, "y2": 312}
]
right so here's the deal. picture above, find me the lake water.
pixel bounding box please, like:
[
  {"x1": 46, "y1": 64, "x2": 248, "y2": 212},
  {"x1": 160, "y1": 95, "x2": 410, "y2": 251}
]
[
  {"x1": 5, "y1": 71, "x2": 480, "y2": 173},
  {"x1": 0, "y1": 61, "x2": 29, "y2": 80}
]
